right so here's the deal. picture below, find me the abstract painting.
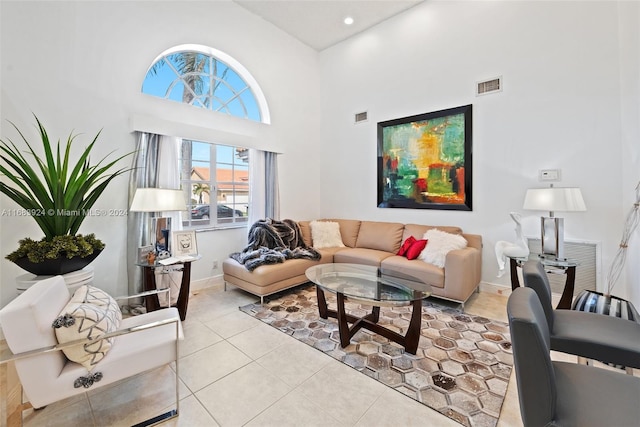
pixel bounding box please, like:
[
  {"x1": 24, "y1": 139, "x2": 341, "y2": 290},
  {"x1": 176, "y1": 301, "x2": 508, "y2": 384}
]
[{"x1": 377, "y1": 105, "x2": 472, "y2": 211}]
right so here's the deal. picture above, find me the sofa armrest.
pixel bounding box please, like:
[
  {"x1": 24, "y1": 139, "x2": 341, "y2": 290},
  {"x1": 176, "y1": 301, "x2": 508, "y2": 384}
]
[{"x1": 443, "y1": 246, "x2": 482, "y2": 301}]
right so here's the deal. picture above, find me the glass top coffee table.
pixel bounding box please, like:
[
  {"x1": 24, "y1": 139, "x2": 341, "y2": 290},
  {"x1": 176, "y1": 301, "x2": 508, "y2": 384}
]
[{"x1": 305, "y1": 263, "x2": 432, "y2": 354}]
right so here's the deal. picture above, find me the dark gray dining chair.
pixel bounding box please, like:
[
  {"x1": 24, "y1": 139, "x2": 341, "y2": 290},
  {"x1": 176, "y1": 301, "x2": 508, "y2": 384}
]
[
  {"x1": 508, "y1": 287, "x2": 640, "y2": 427},
  {"x1": 522, "y1": 260, "x2": 640, "y2": 370}
]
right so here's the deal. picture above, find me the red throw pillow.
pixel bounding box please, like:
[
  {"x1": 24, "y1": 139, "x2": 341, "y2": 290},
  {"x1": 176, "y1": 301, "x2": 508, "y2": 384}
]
[
  {"x1": 397, "y1": 236, "x2": 417, "y2": 256},
  {"x1": 406, "y1": 239, "x2": 428, "y2": 260}
]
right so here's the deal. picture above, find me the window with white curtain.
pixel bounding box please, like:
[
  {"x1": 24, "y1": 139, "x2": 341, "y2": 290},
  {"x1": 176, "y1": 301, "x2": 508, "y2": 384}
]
[
  {"x1": 180, "y1": 139, "x2": 250, "y2": 229},
  {"x1": 138, "y1": 44, "x2": 272, "y2": 230}
]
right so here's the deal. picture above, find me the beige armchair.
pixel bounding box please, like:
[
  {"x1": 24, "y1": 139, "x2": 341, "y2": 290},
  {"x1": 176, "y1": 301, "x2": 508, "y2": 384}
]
[{"x1": 0, "y1": 276, "x2": 183, "y2": 425}]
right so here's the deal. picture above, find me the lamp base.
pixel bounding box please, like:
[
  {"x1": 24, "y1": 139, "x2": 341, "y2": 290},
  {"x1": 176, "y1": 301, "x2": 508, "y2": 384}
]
[{"x1": 541, "y1": 216, "x2": 564, "y2": 260}]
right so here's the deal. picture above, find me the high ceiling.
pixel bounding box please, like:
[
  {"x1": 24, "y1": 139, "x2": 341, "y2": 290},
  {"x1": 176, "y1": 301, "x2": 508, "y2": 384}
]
[{"x1": 233, "y1": 0, "x2": 424, "y2": 51}]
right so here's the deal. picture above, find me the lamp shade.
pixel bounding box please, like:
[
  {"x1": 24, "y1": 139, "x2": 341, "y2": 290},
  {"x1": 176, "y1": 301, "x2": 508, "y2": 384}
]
[
  {"x1": 129, "y1": 188, "x2": 187, "y2": 212},
  {"x1": 523, "y1": 187, "x2": 587, "y2": 212}
]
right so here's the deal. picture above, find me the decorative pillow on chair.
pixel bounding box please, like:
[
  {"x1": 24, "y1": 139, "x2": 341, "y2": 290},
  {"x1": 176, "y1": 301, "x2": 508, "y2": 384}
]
[
  {"x1": 310, "y1": 221, "x2": 345, "y2": 249},
  {"x1": 52, "y1": 285, "x2": 122, "y2": 371},
  {"x1": 419, "y1": 229, "x2": 467, "y2": 268},
  {"x1": 406, "y1": 239, "x2": 428, "y2": 260},
  {"x1": 397, "y1": 236, "x2": 417, "y2": 256},
  {"x1": 68, "y1": 284, "x2": 116, "y2": 307}
]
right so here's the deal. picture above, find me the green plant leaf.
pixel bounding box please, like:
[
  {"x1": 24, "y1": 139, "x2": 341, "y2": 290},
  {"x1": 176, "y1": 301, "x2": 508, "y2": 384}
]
[{"x1": 0, "y1": 115, "x2": 133, "y2": 240}]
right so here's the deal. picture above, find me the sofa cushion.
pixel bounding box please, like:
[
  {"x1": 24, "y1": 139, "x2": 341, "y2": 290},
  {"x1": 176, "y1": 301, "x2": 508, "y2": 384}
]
[
  {"x1": 381, "y1": 256, "x2": 445, "y2": 288},
  {"x1": 403, "y1": 224, "x2": 463, "y2": 241},
  {"x1": 310, "y1": 220, "x2": 345, "y2": 248},
  {"x1": 325, "y1": 219, "x2": 362, "y2": 247},
  {"x1": 224, "y1": 257, "x2": 328, "y2": 287},
  {"x1": 356, "y1": 221, "x2": 404, "y2": 253},
  {"x1": 333, "y1": 248, "x2": 394, "y2": 266},
  {"x1": 298, "y1": 221, "x2": 313, "y2": 247},
  {"x1": 419, "y1": 229, "x2": 468, "y2": 268}
]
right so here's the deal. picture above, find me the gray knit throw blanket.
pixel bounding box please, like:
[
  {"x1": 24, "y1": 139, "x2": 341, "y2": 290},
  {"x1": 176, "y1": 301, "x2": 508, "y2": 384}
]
[{"x1": 230, "y1": 219, "x2": 321, "y2": 271}]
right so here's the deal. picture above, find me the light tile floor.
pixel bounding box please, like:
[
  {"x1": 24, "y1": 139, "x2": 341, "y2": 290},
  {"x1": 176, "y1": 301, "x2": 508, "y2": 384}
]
[{"x1": 14, "y1": 285, "x2": 539, "y2": 426}]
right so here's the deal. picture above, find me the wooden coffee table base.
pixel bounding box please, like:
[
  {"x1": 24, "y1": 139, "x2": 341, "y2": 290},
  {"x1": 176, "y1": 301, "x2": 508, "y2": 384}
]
[{"x1": 316, "y1": 286, "x2": 423, "y2": 355}]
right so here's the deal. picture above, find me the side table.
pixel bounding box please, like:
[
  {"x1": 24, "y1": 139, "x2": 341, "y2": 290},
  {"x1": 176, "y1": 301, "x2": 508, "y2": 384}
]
[
  {"x1": 138, "y1": 256, "x2": 200, "y2": 320},
  {"x1": 507, "y1": 255, "x2": 579, "y2": 309}
]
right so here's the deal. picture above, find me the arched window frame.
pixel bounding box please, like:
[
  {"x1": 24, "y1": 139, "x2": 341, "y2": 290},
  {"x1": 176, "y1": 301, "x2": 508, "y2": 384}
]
[{"x1": 143, "y1": 44, "x2": 271, "y2": 124}]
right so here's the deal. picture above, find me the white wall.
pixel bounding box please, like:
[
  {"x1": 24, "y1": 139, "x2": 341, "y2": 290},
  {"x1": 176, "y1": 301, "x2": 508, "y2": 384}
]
[
  {"x1": 2, "y1": 1, "x2": 639, "y2": 309},
  {"x1": 318, "y1": 1, "x2": 637, "y2": 299},
  {"x1": 0, "y1": 1, "x2": 323, "y2": 306},
  {"x1": 618, "y1": 1, "x2": 640, "y2": 306}
]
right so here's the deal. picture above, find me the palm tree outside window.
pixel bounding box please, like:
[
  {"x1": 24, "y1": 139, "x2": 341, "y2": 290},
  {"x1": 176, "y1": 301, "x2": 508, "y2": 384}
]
[{"x1": 142, "y1": 48, "x2": 262, "y2": 122}]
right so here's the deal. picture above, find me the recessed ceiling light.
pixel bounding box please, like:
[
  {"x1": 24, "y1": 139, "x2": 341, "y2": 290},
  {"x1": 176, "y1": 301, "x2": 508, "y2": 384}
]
[{"x1": 344, "y1": 16, "x2": 354, "y2": 25}]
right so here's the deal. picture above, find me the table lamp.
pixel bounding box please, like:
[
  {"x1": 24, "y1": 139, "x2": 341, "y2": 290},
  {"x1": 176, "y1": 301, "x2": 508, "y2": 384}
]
[
  {"x1": 523, "y1": 185, "x2": 586, "y2": 260},
  {"x1": 129, "y1": 188, "x2": 187, "y2": 254}
]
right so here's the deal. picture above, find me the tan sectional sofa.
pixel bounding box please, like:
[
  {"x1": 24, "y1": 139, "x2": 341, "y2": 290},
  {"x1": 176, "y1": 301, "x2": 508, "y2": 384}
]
[{"x1": 223, "y1": 219, "x2": 482, "y2": 306}]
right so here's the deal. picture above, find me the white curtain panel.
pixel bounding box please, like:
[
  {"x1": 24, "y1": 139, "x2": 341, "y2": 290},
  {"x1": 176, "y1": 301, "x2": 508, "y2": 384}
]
[
  {"x1": 248, "y1": 148, "x2": 266, "y2": 225},
  {"x1": 127, "y1": 132, "x2": 160, "y2": 294},
  {"x1": 157, "y1": 135, "x2": 183, "y2": 236},
  {"x1": 126, "y1": 133, "x2": 183, "y2": 295},
  {"x1": 248, "y1": 149, "x2": 280, "y2": 225},
  {"x1": 265, "y1": 151, "x2": 280, "y2": 220}
]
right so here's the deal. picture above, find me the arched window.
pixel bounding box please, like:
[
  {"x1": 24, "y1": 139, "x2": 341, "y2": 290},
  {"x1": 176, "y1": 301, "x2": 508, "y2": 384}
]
[{"x1": 142, "y1": 44, "x2": 270, "y2": 123}]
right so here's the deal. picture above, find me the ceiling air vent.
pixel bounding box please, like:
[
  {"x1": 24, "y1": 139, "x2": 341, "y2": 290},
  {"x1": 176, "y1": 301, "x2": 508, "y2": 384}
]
[
  {"x1": 476, "y1": 76, "x2": 502, "y2": 96},
  {"x1": 354, "y1": 111, "x2": 368, "y2": 124}
]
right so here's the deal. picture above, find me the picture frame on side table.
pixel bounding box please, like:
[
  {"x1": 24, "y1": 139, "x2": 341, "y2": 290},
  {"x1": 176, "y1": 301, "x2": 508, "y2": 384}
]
[
  {"x1": 171, "y1": 230, "x2": 198, "y2": 257},
  {"x1": 377, "y1": 104, "x2": 473, "y2": 211},
  {"x1": 137, "y1": 245, "x2": 154, "y2": 264}
]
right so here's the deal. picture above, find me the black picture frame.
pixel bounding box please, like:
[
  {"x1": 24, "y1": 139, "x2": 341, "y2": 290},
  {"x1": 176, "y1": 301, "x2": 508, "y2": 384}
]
[{"x1": 377, "y1": 104, "x2": 472, "y2": 211}]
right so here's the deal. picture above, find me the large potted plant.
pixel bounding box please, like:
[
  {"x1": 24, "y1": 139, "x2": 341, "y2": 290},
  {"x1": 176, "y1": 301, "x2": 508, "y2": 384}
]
[{"x1": 0, "y1": 115, "x2": 130, "y2": 275}]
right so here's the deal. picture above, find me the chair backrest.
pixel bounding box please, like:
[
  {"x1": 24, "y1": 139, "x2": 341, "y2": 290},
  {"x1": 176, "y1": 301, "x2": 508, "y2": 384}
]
[
  {"x1": 0, "y1": 276, "x2": 71, "y2": 402},
  {"x1": 522, "y1": 260, "x2": 555, "y2": 330},
  {"x1": 0, "y1": 276, "x2": 70, "y2": 353},
  {"x1": 507, "y1": 287, "x2": 557, "y2": 427}
]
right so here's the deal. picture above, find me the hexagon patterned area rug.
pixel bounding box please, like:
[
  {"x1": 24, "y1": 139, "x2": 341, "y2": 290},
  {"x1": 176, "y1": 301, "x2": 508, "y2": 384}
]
[{"x1": 239, "y1": 284, "x2": 513, "y2": 427}]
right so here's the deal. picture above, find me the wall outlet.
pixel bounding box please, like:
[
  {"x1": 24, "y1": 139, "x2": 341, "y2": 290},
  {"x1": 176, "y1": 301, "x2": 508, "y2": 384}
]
[{"x1": 212, "y1": 260, "x2": 218, "y2": 269}]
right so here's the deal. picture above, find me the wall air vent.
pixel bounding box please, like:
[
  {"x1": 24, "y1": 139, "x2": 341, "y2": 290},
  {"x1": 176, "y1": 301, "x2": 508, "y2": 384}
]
[
  {"x1": 354, "y1": 111, "x2": 368, "y2": 124},
  {"x1": 476, "y1": 76, "x2": 502, "y2": 96}
]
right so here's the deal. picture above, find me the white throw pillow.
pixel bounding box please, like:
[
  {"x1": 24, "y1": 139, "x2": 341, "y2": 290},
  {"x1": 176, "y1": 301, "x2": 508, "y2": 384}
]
[
  {"x1": 310, "y1": 220, "x2": 345, "y2": 249},
  {"x1": 68, "y1": 284, "x2": 116, "y2": 307},
  {"x1": 419, "y1": 229, "x2": 468, "y2": 268},
  {"x1": 53, "y1": 285, "x2": 122, "y2": 371}
]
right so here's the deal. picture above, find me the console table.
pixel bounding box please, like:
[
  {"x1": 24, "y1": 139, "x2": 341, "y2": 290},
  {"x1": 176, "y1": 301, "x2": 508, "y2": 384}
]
[
  {"x1": 138, "y1": 256, "x2": 200, "y2": 320},
  {"x1": 507, "y1": 254, "x2": 579, "y2": 309}
]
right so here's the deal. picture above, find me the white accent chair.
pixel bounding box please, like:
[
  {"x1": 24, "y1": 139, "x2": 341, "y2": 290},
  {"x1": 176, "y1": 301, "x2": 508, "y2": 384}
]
[{"x1": 0, "y1": 276, "x2": 183, "y2": 425}]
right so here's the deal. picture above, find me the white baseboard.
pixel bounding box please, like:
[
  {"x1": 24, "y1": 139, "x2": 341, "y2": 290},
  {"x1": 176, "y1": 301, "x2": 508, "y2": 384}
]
[
  {"x1": 479, "y1": 280, "x2": 562, "y2": 306},
  {"x1": 190, "y1": 274, "x2": 225, "y2": 292},
  {"x1": 478, "y1": 281, "x2": 512, "y2": 296}
]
